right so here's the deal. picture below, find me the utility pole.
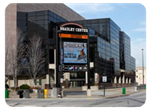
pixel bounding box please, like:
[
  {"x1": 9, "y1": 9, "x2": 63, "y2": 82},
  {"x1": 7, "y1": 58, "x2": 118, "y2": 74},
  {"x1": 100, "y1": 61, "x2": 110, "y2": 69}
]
[{"x1": 142, "y1": 49, "x2": 144, "y2": 85}]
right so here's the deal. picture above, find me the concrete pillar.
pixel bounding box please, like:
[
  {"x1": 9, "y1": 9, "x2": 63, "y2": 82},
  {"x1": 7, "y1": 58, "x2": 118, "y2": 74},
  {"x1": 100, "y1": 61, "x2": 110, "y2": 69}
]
[
  {"x1": 70, "y1": 81, "x2": 72, "y2": 87},
  {"x1": 50, "y1": 70, "x2": 54, "y2": 88},
  {"x1": 114, "y1": 76, "x2": 117, "y2": 83},
  {"x1": 87, "y1": 89, "x2": 91, "y2": 96},
  {"x1": 94, "y1": 73, "x2": 98, "y2": 84},
  {"x1": 65, "y1": 72, "x2": 70, "y2": 88},
  {"x1": 51, "y1": 49, "x2": 57, "y2": 98},
  {"x1": 119, "y1": 77, "x2": 121, "y2": 83},
  {"x1": 7, "y1": 79, "x2": 10, "y2": 86},
  {"x1": 45, "y1": 74, "x2": 50, "y2": 89},
  {"x1": 46, "y1": 74, "x2": 49, "y2": 84},
  {"x1": 76, "y1": 81, "x2": 78, "y2": 87},
  {"x1": 73, "y1": 81, "x2": 76, "y2": 87},
  {"x1": 85, "y1": 71, "x2": 88, "y2": 84},
  {"x1": 126, "y1": 78, "x2": 128, "y2": 83},
  {"x1": 113, "y1": 76, "x2": 117, "y2": 87},
  {"x1": 129, "y1": 78, "x2": 131, "y2": 83},
  {"x1": 122, "y1": 75, "x2": 125, "y2": 83}
]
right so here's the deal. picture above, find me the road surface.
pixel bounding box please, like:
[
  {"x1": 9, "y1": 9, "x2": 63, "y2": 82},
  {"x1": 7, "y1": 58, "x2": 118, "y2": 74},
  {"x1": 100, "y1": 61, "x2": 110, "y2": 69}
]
[{"x1": 6, "y1": 90, "x2": 146, "y2": 107}]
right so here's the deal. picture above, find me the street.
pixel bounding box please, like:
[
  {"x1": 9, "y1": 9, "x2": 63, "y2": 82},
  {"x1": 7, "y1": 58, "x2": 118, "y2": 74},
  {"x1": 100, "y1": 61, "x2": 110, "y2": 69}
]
[{"x1": 6, "y1": 90, "x2": 146, "y2": 107}]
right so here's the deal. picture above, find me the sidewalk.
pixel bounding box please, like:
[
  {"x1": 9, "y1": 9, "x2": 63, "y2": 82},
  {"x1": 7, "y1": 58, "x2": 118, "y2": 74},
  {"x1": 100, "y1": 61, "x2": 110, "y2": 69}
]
[
  {"x1": 63, "y1": 87, "x2": 145, "y2": 98},
  {"x1": 8, "y1": 89, "x2": 52, "y2": 99},
  {"x1": 7, "y1": 87, "x2": 145, "y2": 99}
]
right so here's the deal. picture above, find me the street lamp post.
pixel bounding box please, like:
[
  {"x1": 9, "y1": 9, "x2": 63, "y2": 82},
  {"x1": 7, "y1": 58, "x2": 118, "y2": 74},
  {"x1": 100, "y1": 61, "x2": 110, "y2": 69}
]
[
  {"x1": 59, "y1": 30, "x2": 63, "y2": 98},
  {"x1": 142, "y1": 49, "x2": 144, "y2": 85},
  {"x1": 56, "y1": 26, "x2": 63, "y2": 98}
]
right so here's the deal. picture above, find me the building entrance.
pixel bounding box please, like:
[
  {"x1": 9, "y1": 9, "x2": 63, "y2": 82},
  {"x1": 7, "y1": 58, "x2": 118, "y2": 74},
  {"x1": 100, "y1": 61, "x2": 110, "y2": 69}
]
[{"x1": 70, "y1": 72, "x2": 85, "y2": 88}]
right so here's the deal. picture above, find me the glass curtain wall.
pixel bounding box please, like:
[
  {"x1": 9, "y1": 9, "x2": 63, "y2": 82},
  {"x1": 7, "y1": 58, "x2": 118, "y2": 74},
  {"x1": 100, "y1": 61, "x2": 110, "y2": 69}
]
[
  {"x1": 48, "y1": 10, "x2": 67, "y2": 39},
  {"x1": 110, "y1": 19, "x2": 121, "y2": 75},
  {"x1": 130, "y1": 56, "x2": 135, "y2": 74},
  {"x1": 27, "y1": 10, "x2": 49, "y2": 42},
  {"x1": 17, "y1": 12, "x2": 27, "y2": 37},
  {"x1": 71, "y1": 19, "x2": 116, "y2": 83},
  {"x1": 119, "y1": 31, "x2": 131, "y2": 74}
]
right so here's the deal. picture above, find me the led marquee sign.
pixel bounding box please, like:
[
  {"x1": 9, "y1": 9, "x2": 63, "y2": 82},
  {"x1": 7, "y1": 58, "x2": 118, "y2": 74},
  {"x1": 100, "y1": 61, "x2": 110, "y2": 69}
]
[{"x1": 60, "y1": 27, "x2": 88, "y2": 33}]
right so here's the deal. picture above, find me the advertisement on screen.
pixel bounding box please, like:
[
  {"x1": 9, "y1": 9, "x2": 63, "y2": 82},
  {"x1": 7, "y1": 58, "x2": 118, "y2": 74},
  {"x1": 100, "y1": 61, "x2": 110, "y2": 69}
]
[{"x1": 63, "y1": 42, "x2": 87, "y2": 64}]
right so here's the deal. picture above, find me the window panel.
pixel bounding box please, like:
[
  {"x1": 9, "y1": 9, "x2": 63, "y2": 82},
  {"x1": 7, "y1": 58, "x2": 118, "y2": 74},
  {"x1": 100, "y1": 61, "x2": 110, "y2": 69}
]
[
  {"x1": 45, "y1": 20, "x2": 48, "y2": 24},
  {"x1": 17, "y1": 12, "x2": 27, "y2": 17},
  {"x1": 37, "y1": 11, "x2": 45, "y2": 15},
  {"x1": 37, "y1": 16, "x2": 45, "y2": 20},
  {"x1": 17, "y1": 22, "x2": 26, "y2": 27},
  {"x1": 28, "y1": 26, "x2": 36, "y2": 31},
  {"x1": 36, "y1": 21, "x2": 45, "y2": 24},
  {"x1": 28, "y1": 12, "x2": 36, "y2": 16},
  {"x1": 28, "y1": 17, "x2": 36, "y2": 21},
  {"x1": 53, "y1": 13, "x2": 57, "y2": 18}
]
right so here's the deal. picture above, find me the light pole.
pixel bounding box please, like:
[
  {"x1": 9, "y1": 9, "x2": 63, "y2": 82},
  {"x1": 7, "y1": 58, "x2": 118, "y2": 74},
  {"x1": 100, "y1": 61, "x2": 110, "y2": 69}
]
[
  {"x1": 59, "y1": 30, "x2": 63, "y2": 98},
  {"x1": 56, "y1": 27, "x2": 63, "y2": 98},
  {"x1": 142, "y1": 49, "x2": 144, "y2": 85},
  {"x1": 87, "y1": 32, "x2": 90, "y2": 90}
]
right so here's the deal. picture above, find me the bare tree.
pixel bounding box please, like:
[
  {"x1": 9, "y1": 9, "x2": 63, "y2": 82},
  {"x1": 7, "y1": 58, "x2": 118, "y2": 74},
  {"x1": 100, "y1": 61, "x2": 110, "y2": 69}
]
[
  {"x1": 5, "y1": 32, "x2": 13, "y2": 83},
  {"x1": 26, "y1": 34, "x2": 46, "y2": 87},
  {"x1": 5, "y1": 28, "x2": 26, "y2": 88}
]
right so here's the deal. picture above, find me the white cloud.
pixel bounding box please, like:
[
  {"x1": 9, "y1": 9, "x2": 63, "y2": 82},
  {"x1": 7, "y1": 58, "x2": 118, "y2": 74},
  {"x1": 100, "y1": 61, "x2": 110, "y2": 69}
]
[
  {"x1": 132, "y1": 21, "x2": 146, "y2": 32},
  {"x1": 132, "y1": 28, "x2": 146, "y2": 32},
  {"x1": 140, "y1": 21, "x2": 146, "y2": 25},
  {"x1": 65, "y1": 3, "x2": 115, "y2": 14}
]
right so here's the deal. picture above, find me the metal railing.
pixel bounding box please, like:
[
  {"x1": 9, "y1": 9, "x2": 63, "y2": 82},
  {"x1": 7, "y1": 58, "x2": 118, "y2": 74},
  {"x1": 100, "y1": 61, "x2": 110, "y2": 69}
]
[{"x1": 136, "y1": 84, "x2": 146, "y2": 90}]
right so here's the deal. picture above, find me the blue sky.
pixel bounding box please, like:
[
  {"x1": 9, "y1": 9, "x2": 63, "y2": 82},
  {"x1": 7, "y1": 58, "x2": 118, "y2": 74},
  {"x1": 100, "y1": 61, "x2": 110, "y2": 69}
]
[{"x1": 65, "y1": 3, "x2": 146, "y2": 67}]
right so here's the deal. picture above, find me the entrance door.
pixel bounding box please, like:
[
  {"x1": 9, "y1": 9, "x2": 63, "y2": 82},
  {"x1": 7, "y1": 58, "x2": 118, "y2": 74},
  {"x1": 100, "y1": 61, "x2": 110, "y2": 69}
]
[{"x1": 70, "y1": 72, "x2": 85, "y2": 88}]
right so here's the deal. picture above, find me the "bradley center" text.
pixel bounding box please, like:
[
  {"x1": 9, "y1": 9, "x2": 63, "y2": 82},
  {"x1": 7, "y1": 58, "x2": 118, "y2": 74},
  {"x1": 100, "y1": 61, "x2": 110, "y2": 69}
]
[{"x1": 60, "y1": 27, "x2": 88, "y2": 33}]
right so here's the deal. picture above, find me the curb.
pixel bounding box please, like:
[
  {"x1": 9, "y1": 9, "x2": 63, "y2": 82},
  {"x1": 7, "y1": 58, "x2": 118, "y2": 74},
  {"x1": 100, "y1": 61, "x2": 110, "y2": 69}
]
[
  {"x1": 104, "y1": 89, "x2": 145, "y2": 99},
  {"x1": 104, "y1": 94, "x2": 129, "y2": 99}
]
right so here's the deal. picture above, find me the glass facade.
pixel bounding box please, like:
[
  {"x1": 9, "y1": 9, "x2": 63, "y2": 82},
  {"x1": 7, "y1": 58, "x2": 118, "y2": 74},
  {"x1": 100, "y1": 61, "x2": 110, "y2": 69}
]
[
  {"x1": 62, "y1": 19, "x2": 119, "y2": 83},
  {"x1": 120, "y1": 31, "x2": 135, "y2": 75},
  {"x1": 17, "y1": 10, "x2": 67, "y2": 43},
  {"x1": 120, "y1": 31, "x2": 131, "y2": 74},
  {"x1": 17, "y1": 12, "x2": 27, "y2": 37},
  {"x1": 17, "y1": 10, "x2": 135, "y2": 84},
  {"x1": 27, "y1": 11, "x2": 49, "y2": 42},
  {"x1": 17, "y1": 10, "x2": 68, "y2": 74},
  {"x1": 110, "y1": 19, "x2": 120, "y2": 75},
  {"x1": 48, "y1": 10, "x2": 67, "y2": 40},
  {"x1": 130, "y1": 56, "x2": 136, "y2": 75}
]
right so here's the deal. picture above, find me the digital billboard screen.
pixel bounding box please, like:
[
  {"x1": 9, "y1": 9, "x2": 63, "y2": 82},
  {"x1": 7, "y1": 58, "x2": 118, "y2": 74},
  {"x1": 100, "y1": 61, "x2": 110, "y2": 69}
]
[{"x1": 63, "y1": 42, "x2": 87, "y2": 64}]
